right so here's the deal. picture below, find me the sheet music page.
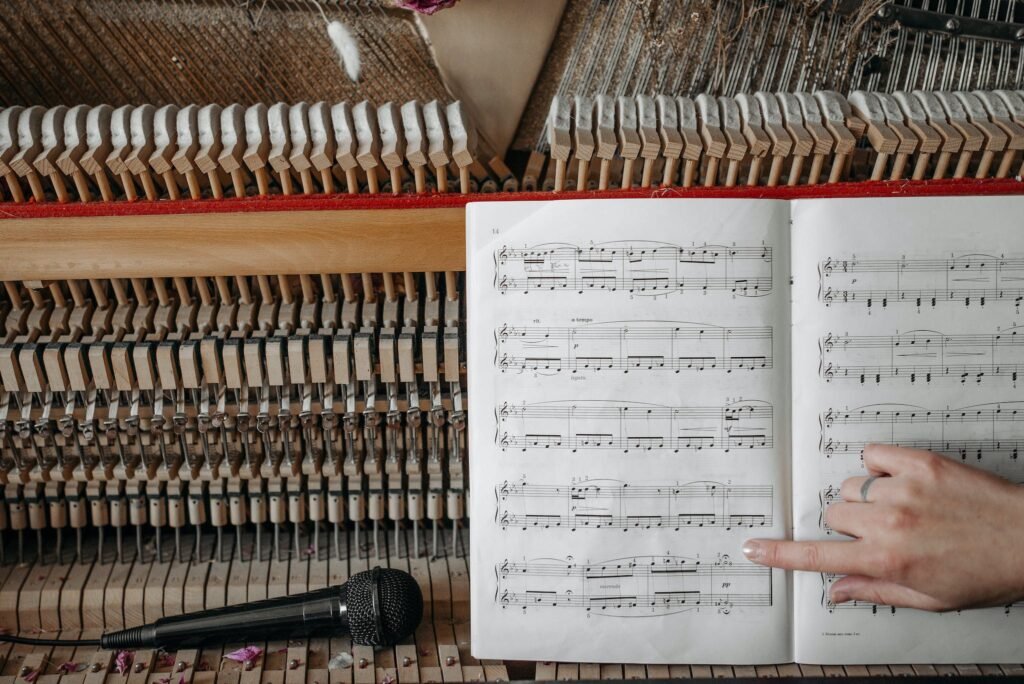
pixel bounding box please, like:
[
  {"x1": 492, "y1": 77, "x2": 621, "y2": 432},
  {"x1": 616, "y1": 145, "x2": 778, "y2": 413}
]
[
  {"x1": 467, "y1": 199, "x2": 791, "y2": 664},
  {"x1": 791, "y1": 195, "x2": 1024, "y2": 664}
]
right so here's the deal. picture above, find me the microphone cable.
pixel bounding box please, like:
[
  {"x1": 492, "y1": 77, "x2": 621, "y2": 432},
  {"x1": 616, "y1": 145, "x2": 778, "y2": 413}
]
[{"x1": 0, "y1": 634, "x2": 103, "y2": 646}]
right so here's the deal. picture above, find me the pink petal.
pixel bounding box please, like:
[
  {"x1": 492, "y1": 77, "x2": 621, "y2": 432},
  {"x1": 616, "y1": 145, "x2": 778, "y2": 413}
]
[
  {"x1": 223, "y1": 647, "x2": 263, "y2": 665},
  {"x1": 22, "y1": 670, "x2": 38, "y2": 683},
  {"x1": 115, "y1": 651, "x2": 134, "y2": 676},
  {"x1": 57, "y1": 662, "x2": 81, "y2": 674}
]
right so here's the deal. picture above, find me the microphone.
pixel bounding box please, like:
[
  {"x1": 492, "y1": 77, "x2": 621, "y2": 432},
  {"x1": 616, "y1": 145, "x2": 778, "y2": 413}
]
[{"x1": 99, "y1": 567, "x2": 422, "y2": 650}]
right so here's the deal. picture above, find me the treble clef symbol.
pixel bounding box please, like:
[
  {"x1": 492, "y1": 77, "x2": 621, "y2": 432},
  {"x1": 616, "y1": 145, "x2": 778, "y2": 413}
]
[
  {"x1": 823, "y1": 333, "x2": 834, "y2": 353},
  {"x1": 823, "y1": 362, "x2": 835, "y2": 381},
  {"x1": 500, "y1": 560, "x2": 510, "y2": 577},
  {"x1": 498, "y1": 245, "x2": 509, "y2": 264},
  {"x1": 499, "y1": 353, "x2": 510, "y2": 371},
  {"x1": 823, "y1": 408, "x2": 835, "y2": 427},
  {"x1": 822, "y1": 287, "x2": 834, "y2": 306},
  {"x1": 499, "y1": 511, "x2": 511, "y2": 528},
  {"x1": 500, "y1": 431, "x2": 510, "y2": 449},
  {"x1": 499, "y1": 275, "x2": 510, "y2": 293},
  {"x1": 499, "y1": 323, "x2": 509, "y2": 338},
  {"x1": 822, "y1": 257, "x2": 834, "y2": 276}
]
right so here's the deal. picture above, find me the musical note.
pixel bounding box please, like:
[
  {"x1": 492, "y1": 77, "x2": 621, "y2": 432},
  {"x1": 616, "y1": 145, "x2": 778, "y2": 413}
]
[
  {"x1": 494, "y1": 241, "x2": 773, "y2": 297},
  {"x1": 818, "y1": 402, "x2": 1024, "y2": 462},
  {"x1": 497, "y1": 400, "x2": 774, "y2": 453},
  {"x1": 819, "y1": 327, "x2": 1024, "y2": 385},
  {"x1": 496, "y1": 478, "x2": 773, "y2": 532},
  {"x1": 495, "y1": 321, "x2": 773, "y2": 375},
  {"x1": 495, "y1": 555, "x2": 772, "y2": 616},
  {"x1": 818, "y1": 254, "x2": 1024, "y2": 309}
]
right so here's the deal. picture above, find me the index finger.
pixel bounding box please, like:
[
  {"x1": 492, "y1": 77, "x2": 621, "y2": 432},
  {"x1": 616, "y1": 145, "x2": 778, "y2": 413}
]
[
  {"x1": 862, "y1": 443, "x2": 935, "y2": 477},
  {"x1": 743, "y1": 538, "x2": 869, "y2": 575}
]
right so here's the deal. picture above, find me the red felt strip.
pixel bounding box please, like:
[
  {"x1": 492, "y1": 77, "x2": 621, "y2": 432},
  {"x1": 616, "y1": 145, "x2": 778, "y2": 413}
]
[{"x1": 0, "y1": 177, "x2": 1021, "y2": 221}]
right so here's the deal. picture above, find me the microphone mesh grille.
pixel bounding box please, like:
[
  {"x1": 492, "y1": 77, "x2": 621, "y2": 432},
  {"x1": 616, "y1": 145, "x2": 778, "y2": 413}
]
[{"x1": 347, "y1": 568, "x2": 424, "y2": 647}]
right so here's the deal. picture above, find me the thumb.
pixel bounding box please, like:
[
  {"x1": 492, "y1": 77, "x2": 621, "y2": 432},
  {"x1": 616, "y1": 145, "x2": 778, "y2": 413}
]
[{"x1": 830, "y1": 575, "x2": 948, "y2": 611}]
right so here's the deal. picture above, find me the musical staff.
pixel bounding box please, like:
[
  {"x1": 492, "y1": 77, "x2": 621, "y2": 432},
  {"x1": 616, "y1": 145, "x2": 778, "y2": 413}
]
[
  {"x1": 820, "y1": 327, "x2": 1024, "y2": 384},
  {"x1": 496, "y1": 321, "x2": 773, "y2": 374},
  {"x1": 496, "y1": 478, "x2": 773, "y2": 532},
  {"x1": 494, "y1": 241, "x2": 773, "y2": 296},
  {"x1": 496, "y1": 555, "x2": 772, "y2": 616},
  {"x1": 496, "y1": 399, "x2": 774, "y2": 453},
  {"x1": 819, "y1": 573, "x2": 1023, "y2": 615},
  {"x1": 818, "y1": 254, "x2": 1024, "y2": 309},
  {"x1": 818, "y1": 402, "x2": 1024, "y2": 462}
]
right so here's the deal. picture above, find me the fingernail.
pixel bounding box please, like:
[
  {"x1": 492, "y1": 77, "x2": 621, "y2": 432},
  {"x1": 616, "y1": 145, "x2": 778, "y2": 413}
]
[
  {"x1": 742, "y1": 540, "x2": 763, "y2": 562},
  {"x1": 831, "y1": 590, "x2": 849, "y2": 604}
]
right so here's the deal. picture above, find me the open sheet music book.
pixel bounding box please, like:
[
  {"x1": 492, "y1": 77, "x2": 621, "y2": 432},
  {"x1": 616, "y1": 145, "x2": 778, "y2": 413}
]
[{"x1": 466, "y1": 195, "x2": 1024, "y2": 665}]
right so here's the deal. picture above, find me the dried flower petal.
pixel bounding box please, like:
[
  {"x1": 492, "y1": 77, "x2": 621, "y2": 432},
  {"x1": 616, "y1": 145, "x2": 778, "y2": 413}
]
[
  {"x1": 22, "y1": 669, "x2": 38, "y2": 683},
  {"x1": 157, "y1": 651, "x2": 176, "y2": 668},
  {"x1": 393, "y1": 0, "x2": 459, "y2": 14},
  {"x1": 57, "y1": 662, "x2": 82, "y2": 674},
  {"x1": 115, "y1": 651, "x2": 134, "y2": 676},
  {"x1": 380, "y1": 672, "x2": 395, "y2": 684},
  {"x1": 328, "y1": 652, "x2": 353, "y2": 671},
  {"x1": 223, "y1": 647, "x2": 263, "y2": 667}
]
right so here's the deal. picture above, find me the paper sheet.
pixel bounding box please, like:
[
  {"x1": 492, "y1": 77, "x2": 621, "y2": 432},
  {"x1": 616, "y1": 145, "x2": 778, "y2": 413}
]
[
  {"x1": 790, "y1": 195, "x2": 1024, "y2": 664},
  {"x1": 467, "y1": 199, "x2": 792, "y2": 664}
]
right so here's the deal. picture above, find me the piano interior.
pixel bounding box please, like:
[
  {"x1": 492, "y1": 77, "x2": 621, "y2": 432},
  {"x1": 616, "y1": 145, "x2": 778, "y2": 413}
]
[{"x1": 1, "y1": 0, "x2": 1024, "y2": 679}]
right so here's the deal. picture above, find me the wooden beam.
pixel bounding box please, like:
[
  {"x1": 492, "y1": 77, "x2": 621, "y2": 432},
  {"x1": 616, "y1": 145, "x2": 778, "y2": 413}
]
[{"x1": 0, "y1": 207, "x2": 466, "y2": 280}]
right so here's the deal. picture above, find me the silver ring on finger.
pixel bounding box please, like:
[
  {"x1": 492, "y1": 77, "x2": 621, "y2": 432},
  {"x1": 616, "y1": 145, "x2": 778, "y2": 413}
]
[{"x1": 860, "y1": 475, "x2": 881, "y2": 503}]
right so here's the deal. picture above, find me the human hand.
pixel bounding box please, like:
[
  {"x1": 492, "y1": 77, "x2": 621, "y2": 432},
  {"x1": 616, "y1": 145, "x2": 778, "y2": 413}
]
[{"x1": 743, "y1": 444, "x2": 1024, "y2": 611}]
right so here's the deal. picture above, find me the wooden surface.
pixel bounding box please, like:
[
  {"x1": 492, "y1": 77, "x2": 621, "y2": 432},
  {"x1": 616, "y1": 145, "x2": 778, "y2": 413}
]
[
  {"x1": 0, "y1": 208, "x2": 466, "y2": 280},
  {"x1": 0, "y1": 526, "x2": 1021, "y2": 680}
]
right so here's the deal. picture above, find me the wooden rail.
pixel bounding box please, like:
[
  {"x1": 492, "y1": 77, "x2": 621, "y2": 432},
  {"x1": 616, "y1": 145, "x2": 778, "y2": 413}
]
[{"x1": 0, "y1": 207, "x2": 466, "y2": 280}]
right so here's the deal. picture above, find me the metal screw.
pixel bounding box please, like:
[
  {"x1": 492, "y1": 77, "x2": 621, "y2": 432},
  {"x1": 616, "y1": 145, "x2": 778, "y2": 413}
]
[
  {"x1": 1016, "y1": 28, "x2": 1024, "y2": 42},
  {"x1": 19, "y1": 666, "x2": 29, "y2": 676},
  {"x1": 244, "y1": 661, "x2": 254, "y2": 672},
  {"x1": 402, "y1": 657, "x2": 411, "y2": 667},
  {"x1": 945, "y1": 18, "x2": 960, "y2": 33},
  {"x1": 176, "y1": 661, "x2": 187, "y2": 672},
  {"x1": 134, "y1": 663, "x2": 145, "y2": 673},
  {"x1": 875, "y1": 5, "x2": 893, "y2": 20},
  {"x1": 445, "y1": 656, "x2": 456, "y2": 667},
  {"x1": 92, "y1": 663, "x2": 103, "y2": 673},
  {"x1": 288, "y1": 660, "x2": 299, "y2": 671},
  {"x1": 358, "y1": 658, "x2": 368, "y2": 669}
]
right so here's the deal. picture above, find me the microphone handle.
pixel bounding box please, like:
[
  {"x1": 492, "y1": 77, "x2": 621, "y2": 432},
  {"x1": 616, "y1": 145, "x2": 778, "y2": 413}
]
[{"x1": 101, "y1": 585, "x2": 350, "y2": 650}]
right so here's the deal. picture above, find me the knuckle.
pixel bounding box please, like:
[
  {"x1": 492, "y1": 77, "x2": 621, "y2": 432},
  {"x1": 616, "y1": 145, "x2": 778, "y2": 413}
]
[
  {"x1": 881, "y1": 505, "x2": 916, "y2": 531},
  {"x1": 801, "y1": 544, "x2": 824, "y2": 570}
]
